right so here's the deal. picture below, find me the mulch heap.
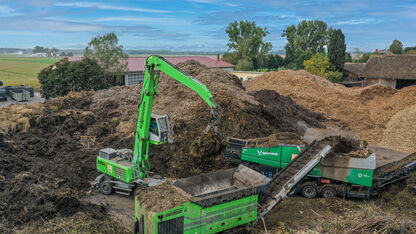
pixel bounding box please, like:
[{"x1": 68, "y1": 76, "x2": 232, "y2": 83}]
[
  {"x1": 245, "y1": 70, "x2": 416, "y2": 153},
  {"x1": 0, "y1": 60, "x2": 325, "y2": 231}
]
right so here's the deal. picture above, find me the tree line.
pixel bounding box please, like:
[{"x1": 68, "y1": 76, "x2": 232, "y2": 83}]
[
  {"x1": 351, "y1": 40, "x2": 415, "y2": 63},
  {"x1": 32, "y1": 46, "x2": 74, "y2": 57},
  {"x1": 222, "y1": 20, "x2": 347, "y2": 81}
]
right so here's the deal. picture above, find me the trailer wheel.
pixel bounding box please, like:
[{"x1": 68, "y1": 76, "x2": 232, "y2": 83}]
[
  {"x1": 288, "y1": 186, "x2": 298, "y2": 197},
  {"x1": 100, "y1": 181, "x2": 113, "y2": 195},
  {"x1": 301, "y1": 185, "x2": 317, "y2": 198},
  {"x1": 321, "y1": 186, "x2": 336, "y2": 198}
]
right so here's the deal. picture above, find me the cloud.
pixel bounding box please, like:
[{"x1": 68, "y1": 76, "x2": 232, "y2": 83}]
[
  {"x1": 0, "y1": 18, "x2": 188, "y2": 39},
  {"x1": 94, "y1": 16, "x2": 191, "y2": 25},
  {"x1": 0, "y1": 5, "x2": 21, "y2": 16},
  {"x1": 55, "y1": 2, "x2": 170, "y2": 13},
  {"x1": 334, "y1": 18, "x2": 384, "y2": 25},
  {"x1": 186, "y1": 0, "x2": 238, "y2": 7}
]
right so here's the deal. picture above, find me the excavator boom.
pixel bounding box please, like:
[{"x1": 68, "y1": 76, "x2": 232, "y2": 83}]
[
  {"x1": 95, "y1": 55, "x2": 219, "y2": 192},
  {"x1": 133, "y1": 55, "x2": 219, "y2": 179}
]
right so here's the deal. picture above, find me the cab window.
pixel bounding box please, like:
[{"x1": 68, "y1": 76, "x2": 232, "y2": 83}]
[{"x1": 149, "y1": 118, "x2": 159, "y2": 136}]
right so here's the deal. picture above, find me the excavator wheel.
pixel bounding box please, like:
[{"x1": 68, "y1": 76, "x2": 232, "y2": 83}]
[
  {"x1": 301, "y1": 185, "x2": 317, "y2": 198},
  {"x1": 320, "y1": 186, "x2": 337, "y2": 198},
  {"x1": 100, "y1": 180, "x2": 114, "y2": 195}
]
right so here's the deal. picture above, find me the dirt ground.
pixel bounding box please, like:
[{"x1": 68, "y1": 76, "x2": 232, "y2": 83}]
[
  {"x1": 0, "y1": 61, "x2": 325, "y2": 232},
  {"x1": 1, "y1": 61, "x2": 416, "y2": 233}
]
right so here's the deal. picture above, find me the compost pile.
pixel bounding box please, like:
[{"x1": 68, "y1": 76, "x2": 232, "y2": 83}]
[
  {"x1": 136, "y1": 182, "x2": 188, "y2": 213},
  {"x1": 244, "y1": 132, "x2": 304, "y2": 147},
  {"x1": 0, "y1": 103, "x2": 43, "y2": 135},
  {"x1": 0, "y1": 60, "x2": 324, "y2": 230},
  {"x1": 245, "y1": 70, "x2": 416, "y2": 152},
  {"x1": 380, "y1": 105, "x2": 416, "y2": 153}
]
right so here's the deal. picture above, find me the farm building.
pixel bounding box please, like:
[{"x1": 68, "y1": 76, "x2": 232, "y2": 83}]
[
  {"x1": 344, "y1": 63, "x2": 366, "y2": 80},
  {"x1": 342, "y1": 63, "x2": 366, "y2": 87},
  {"x1": 68, "y1": 56, "x2": 234, "y2": 86},
  {"x1": 228, "y1": 71, "x2": 264, "y2": 81},
  {"x1": 123, "y1": 56, "x2": 234, "y2": 85},
  {"x1": 361, "y1": 55, "x2": 416, "y2": 89}
]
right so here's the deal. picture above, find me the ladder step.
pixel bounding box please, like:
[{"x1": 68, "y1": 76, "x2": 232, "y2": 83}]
[
  {"x1": 115, "y1": 190, "x2": 131, "y2": 195},
  {"x1": 114, "y1": 186, "x2": 133, "y2": 191}
]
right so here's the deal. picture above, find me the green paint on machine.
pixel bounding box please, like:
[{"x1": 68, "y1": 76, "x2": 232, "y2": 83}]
[
  {"x1": 97, "y1": 157, "x2": 135, "y2": 183},
  {"x1": 135, "y1": 195, "x2": 258, "y2": 234},
  {"x1": 240, "y1": 144, "x2": 374, "y2": 187}
]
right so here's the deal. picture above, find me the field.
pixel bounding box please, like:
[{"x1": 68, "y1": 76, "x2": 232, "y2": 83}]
[{"x1": 0, "y1": 56, "x2": 60, "y2": 90}]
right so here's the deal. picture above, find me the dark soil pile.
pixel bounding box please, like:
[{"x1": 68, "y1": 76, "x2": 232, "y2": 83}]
[
  {"x1": 0, "y1": 95, "x2": 111, "y2": 230},
  {"x1": 326, "y1": 137, "x2": 371, "y2": 158},
  {"x1": 0, "y1": 60, "x2": 325, "y2": 230},
  {"x1": 248, "y1": 89, "x2": 325, "y2": 135}
]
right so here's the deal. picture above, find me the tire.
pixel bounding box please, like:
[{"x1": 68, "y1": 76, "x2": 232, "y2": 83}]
[
  {"x1": 301, "y1": 185, "x2": 317, "y2": 198},
  {"x1": 134, "y1": 220, "x2": 139, "y2": 234},
  {"x1": 288, "y1": 186, "x2": 298, "y2": 197},
  {"x1": 100, "y1": 180, "x2": 113, "y2": 195},
  {"x1": 321, "y1": 186, "x2": 337, "y2": 198}
]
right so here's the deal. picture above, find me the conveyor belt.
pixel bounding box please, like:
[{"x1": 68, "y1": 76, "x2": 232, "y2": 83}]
[
  {"x1": 257, "y1": 139, "x2": 333, "y2": 220},
  {"x1": 373, "y1": 152, "x2": 416, "y2": 188}
]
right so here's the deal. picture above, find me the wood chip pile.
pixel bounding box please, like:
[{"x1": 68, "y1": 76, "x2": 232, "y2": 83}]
[{"x1": 245, "y1": 70, "x2": 416, "y2": 153}]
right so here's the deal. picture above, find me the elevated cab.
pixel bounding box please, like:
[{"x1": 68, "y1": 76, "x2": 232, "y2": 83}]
[{"x1": 150, "y1": 113, "x2": 173, "y2": 144}]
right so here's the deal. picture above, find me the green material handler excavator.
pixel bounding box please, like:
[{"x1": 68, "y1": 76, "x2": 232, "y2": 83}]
[{"x1": 91, "y1": 55, "x2": 219, "y2": 195}]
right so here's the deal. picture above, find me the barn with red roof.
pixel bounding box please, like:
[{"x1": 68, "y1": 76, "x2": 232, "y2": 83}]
[{"x1": 68, "y1": 55, "x2": 234, "y2": 85}]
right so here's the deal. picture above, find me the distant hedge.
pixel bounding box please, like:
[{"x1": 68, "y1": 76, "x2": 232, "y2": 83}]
[{"x1": 38, "y1": 58, "x2": 113, "y2": 99}]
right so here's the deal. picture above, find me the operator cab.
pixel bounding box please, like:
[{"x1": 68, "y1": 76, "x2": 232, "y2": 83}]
[
  {"x1": 0, "y1": 86, "x2": 7, "y2": 101},
  {"x1": 150, "y1": 113, "x2": 173, "y2": 144}
]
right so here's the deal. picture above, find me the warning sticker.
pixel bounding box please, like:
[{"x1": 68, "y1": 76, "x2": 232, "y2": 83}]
[{"x1": 108, "y1": 165, "x2": 113, "y2": 173}]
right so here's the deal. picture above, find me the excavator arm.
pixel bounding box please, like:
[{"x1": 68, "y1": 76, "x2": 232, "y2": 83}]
[{"x1": 133, "y1": 55, "x2": 219, "y2": 179}]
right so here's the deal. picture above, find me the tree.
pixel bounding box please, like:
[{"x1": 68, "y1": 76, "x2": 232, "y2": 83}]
[
  {"x1": 354, "y1": 52, "x2": 372, "y2": 63},
  {"x1": 38, "y1": 58, "x2": 112, "y2": 99},
  {"x1": 303, "y1": 53, "x2": 330, "y2": 78},
  {"x1": 304, "y1": 53, "x2": 343, "y2": 82},
  {"x1": 389, "y1": 40, "x2": 403, "y2": 54},
  {"x1": 345, "y1": 52, "x2": 352, "y2": 62},
  {"x1": 51, "y1": 47, "x2": 59, "y2": 53},
  {"x1": 282, "y1": 20, "x2": 328, "y2": 69},
  {"x1": 221, "y1": 52, "x2": 236, "y2": 65},
  {"x1": 225, "y1": 21, "x2": 272, "y2": 69},
  {"x1": 265, "y1": 54, "x2": 285, "y2": 70},
  {"x1": 406, "y1": 50, "x2": 416, "y2": 55},
  {"x1": 84, "y1": 32, "x2": 128, "y2": 83},
  {"x1": 59, "y1": 51, "x2": 66, "y2": 57},
  {"x1": 327, "y1": 28, "x2": 346, "y2": 71},
  {"x1": 235, "y1": 58, "x2": 254, "y2": 71},
  {"x1": 33, "y1": 46, "x2": 45, "y2": 53},
  {"x1": 326, "y1": 71, "x2": 343, "y2": 83},
  {"x1": 404, "y1": 46, "x2": 416, "y2": 53},
  {"x1": 295, "y1": 49, "x2": 313, "y2": 69}
]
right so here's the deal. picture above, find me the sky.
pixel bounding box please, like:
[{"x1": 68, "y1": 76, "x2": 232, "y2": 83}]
[{"x1": 0, "y1": 0, "x2": 415, "y2": 52}]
